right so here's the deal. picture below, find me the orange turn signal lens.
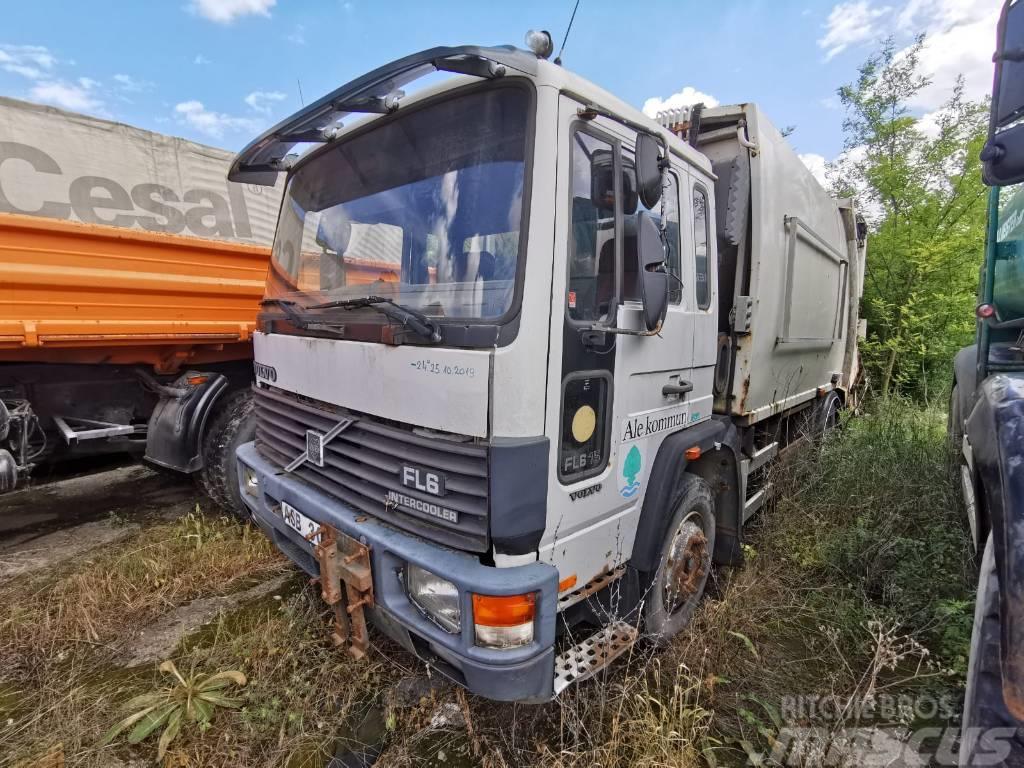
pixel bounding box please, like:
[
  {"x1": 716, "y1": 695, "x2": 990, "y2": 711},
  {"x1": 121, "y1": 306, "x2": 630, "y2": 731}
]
[
  {"x1": 684, "y1": 446, "x2": 701, "y2": 461},
  {"x1": 558, "y1": 575, "x2": 578, "y2": 593},
  {"x1": 472, "y1": 592, "x2": 536, "y2": 627},
  {"x1": 187, "y1": 375, "x2": 209, "y2": 386}
]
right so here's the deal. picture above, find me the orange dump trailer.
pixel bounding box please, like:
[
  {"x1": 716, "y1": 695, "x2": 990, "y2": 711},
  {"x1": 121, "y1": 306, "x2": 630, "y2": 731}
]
[{"x1": 0, "y1": 97, "x2": 282, "y2": 507}]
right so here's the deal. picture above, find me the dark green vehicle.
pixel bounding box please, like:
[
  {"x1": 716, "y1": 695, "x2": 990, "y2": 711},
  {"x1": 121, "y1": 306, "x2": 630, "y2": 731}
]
[{"x1": 949, "y1": 2, "x2": 1024, "y2": 764}]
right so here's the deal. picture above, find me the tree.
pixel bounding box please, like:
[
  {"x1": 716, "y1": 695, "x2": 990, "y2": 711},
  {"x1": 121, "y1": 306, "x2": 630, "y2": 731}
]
[{"x1": 832, "y1": 37, "x2": 989, "y2": 400}]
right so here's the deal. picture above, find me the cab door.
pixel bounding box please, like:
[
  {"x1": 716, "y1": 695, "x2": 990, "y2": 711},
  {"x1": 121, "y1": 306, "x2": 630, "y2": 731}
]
[{"x1": 538, "y1": 93, "x2": 703, "y2": 587}]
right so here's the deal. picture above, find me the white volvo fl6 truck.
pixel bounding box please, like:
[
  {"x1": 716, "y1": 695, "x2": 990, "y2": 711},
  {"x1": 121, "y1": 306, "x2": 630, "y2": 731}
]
[{"x1": 230, "y1": 38, "x2": 866, "y2": 702}]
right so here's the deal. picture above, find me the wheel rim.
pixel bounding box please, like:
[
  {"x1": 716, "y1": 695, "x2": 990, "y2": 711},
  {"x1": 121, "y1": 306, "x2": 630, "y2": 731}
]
[{"x1": 663, "y1": 512, "x2": 709, "y2": 614}]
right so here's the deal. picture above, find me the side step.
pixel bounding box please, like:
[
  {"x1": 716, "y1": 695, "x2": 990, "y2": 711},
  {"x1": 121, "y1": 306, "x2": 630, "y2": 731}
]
[
  {"x1": 748, "y1": 442, "x2": 778, "y2": 473},
  {"x1": 743, "y1": 485, "x2": 771, "y2": 522},
  {"x1": 740, "y1": 441, "x2": 778, "y2": 523},
  {"x1": 553, "y1": 621, "x2": 638, "y2": 695}
]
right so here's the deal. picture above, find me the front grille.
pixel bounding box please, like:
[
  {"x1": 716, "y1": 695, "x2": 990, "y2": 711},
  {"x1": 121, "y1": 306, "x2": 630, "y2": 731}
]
[{"x1": 254, "y1": 386, "x2": 490, "y2": 552}]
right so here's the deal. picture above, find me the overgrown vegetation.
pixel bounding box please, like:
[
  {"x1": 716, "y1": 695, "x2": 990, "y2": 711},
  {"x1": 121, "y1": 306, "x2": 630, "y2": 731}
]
[
  {"x1": 0, "y1": 402, "x2": 973, "y2": 767},
  {"x1": 831, "y1": 37, "x2": 989, "y2": 399}
]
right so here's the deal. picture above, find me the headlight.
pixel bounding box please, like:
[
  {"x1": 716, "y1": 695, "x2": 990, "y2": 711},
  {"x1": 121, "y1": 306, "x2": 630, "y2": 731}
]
[
  {"x1": 406, "y1": 563, "x2": 461, "y2": 633},
  {"x1": 242, "y1": 465, "x2": 260, "y2": 498}
]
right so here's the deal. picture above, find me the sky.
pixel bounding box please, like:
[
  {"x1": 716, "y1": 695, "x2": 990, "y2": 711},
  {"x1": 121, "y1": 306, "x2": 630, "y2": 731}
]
[{"x1": 0, "y1": 0, "x2": 1002, "y2": 179}]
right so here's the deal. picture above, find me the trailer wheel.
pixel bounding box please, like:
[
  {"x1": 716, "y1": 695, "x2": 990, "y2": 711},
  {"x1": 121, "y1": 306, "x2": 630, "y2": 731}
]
[
  {"x1": 197, "y1": 389, "x2": 256, "y2": 519},
  {"x1": 960, "y1": 537, "x2": 1024, "y2": 767},
  {"x1": 642, "y1": 474, "x2": 716, "y2": 646}
]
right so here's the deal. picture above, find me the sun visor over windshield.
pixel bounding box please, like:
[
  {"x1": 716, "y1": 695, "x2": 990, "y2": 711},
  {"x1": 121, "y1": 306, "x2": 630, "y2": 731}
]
[
  {"x1": 286, "y1": 86, "x2": 528, "y2": 215},
  {"x1": 229, "y1": 45, "x2": 538, "y2": 185}
]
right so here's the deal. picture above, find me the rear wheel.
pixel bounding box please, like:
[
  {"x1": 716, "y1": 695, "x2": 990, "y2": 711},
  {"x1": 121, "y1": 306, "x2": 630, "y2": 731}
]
[
  {"x1": 816, "y1": 390, "x2": 842, "y2": 434},
  {"x1": 197, "y1": 390, "x2": 256, "y2": 519},
  {"x1": 960, "y1": 537, "x2": 1024, "y2": 766},
  {"x1": 642, "y1": 474, "x2": 716, "y2": 645}
]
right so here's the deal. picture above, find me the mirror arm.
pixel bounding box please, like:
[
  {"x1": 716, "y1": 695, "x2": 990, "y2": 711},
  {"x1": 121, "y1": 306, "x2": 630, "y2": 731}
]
[
  {"x1": 997, "y1": 46, "x2": 1024, "y2": 62},
  {"x1": 576, "y1": 103, "x2": 670, "y2": 157},
  {"x1": 579, "y1": 320, "x2": 663, "y2": 339}
]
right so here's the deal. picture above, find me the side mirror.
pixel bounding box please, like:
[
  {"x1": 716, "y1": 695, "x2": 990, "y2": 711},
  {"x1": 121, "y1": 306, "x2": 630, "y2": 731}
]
[
  {"x1": 637, "y1": 212, "x2": 669, "y2": 331},
  {"x1": 984, "y1": 0, "x2": 1024, "y2": 185},
  {"x1": 635, "y1": 133, "x2": 663, "y2": 209}
]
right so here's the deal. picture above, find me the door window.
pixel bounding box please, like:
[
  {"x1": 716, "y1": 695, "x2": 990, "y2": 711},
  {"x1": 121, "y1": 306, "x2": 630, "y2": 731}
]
[
  {"x1": 693, "y1": 185, "x2": 711, "y2": 310},
  {"x1": 568, "y1": 131, "x2": 617, "y2": 322}
]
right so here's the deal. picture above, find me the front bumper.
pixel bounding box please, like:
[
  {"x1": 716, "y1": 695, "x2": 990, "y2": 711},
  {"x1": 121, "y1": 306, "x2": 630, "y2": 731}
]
[{"x1": 236, "y1": 442, "x2": 558, "y2": 702}]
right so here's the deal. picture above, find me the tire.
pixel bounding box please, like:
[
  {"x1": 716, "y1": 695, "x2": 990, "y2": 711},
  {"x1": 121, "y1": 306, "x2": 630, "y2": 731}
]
[
  {"x1": 960, "y1": 537, "x2": 1024, "y2": 767},
  {"x1": 641, "y1": 474, "x2": 716, "y2": 646},
  {"x1": 197, "y1": 389, "x2": 256, "y2": 519},
  {"x1": 950, "y1": 383, "x2": 964, "y2": 452}
]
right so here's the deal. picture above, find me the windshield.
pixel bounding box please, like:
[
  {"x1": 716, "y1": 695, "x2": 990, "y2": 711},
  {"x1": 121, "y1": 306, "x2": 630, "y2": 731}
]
[
  {"x1": 995, "y1": 182, "x2": 1024, "y2": 321},
  {"x1": 267, "y1": 85, "x2": 529, "y2": 323}
]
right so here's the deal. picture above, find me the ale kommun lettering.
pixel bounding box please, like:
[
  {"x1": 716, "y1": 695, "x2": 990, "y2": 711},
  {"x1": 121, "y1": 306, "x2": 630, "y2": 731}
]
[{"x1": 621, "y1": 406, "x2": 689, "y2": 442}]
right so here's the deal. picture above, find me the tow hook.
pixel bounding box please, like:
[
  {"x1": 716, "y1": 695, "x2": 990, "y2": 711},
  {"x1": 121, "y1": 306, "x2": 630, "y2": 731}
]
[{"x1": 309, "y1": 524, "x2": 375, "y2": 659}]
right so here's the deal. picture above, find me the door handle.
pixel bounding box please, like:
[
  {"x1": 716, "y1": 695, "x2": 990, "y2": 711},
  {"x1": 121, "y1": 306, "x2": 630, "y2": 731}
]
[{"x1": 662, "y1": 381, "x2": 694, "y2": 397}]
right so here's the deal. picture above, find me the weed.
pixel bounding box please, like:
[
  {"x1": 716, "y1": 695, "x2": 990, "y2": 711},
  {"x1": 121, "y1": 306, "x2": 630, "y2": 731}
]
[{"x1": 101, "y1": 661, "x2": 246, "y2": 760}]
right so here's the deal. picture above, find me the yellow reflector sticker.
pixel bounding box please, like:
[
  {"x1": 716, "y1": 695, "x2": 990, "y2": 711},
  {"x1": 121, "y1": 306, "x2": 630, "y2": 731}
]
[{"x1": 571, "y1": 405, "x2": 597, "y2": 443}]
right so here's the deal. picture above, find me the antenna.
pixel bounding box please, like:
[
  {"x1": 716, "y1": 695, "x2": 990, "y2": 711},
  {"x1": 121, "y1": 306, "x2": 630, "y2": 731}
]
[
  {"x1": 297, "y1": 79, "x2": 305, "y2": 107},
  {"x1": 554, "y1": 0, "x2": 581, "y2": 66}
]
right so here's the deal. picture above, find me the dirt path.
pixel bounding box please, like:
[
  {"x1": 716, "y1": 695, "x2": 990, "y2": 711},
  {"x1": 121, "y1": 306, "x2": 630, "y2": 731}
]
[
  {"x1": 0, "y1": 463, "x2": 198, "y2": 580},
  {"x1": 120, "y1": 572, "x2": 294, "y2": 667}
]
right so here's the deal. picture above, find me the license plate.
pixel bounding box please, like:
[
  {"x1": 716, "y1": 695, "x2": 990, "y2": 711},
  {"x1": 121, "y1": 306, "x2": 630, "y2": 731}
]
[{"x1": 281, "y1": 501, "x2": 321, "y2": 546}]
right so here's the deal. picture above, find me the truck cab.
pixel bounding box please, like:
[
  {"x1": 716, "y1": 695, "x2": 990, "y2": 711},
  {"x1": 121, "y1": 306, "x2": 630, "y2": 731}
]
[{"x1": 233, "y1": 41, "x2": 863, "y2": 701}]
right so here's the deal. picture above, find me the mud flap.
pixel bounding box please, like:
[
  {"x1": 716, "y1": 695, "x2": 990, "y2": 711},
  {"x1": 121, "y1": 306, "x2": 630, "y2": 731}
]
[{"x1": 144, "y1": 372, "x2": 227, "y2": 473}]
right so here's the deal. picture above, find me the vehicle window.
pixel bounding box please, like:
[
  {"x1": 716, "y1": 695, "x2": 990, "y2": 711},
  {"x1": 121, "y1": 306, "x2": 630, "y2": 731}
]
[
  {"x1": 623, "y1": 156, "x2": 681, "y2": 305},
  {"x1": 568, "y1": 131, "x2": 617, "y2": 322},
  {"x1": 693, "y1": 186, "x2": 711, "y2": 310},
  {"x1": 268, "y1": 86, "x2": 529, "y2": 321},
  {"x1": 994, "y1": 182, "x2": 1024, "y2": 321}
]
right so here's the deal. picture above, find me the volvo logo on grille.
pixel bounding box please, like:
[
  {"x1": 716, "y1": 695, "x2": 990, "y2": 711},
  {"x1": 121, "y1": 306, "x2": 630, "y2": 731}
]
[
  {"x1": 284, "y1": 417, "x2": 353, "y2": 473},
  {"x1": 401, "y1": 465, "x2": 446, "y2": 497},
  {"x1": 305, "y1": 430, "x2": 325, "y2": 467},
  {"x1": 254, "y1": 362, "x2": 277, "y2": 382}
]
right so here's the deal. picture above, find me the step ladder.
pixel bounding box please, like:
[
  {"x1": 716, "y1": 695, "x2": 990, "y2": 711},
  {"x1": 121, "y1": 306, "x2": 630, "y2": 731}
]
[{"x1": 553, "y1": 621, "x2": 639, "y2": 694}]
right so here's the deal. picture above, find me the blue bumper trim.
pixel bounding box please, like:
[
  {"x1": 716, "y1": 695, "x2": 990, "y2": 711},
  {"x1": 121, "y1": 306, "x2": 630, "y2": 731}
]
[{"x1": 236, "y1": 441, "x2": 557, "y2": 701}]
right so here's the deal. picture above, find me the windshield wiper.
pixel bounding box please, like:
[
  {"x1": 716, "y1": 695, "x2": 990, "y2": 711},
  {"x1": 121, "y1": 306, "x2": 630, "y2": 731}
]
[
  {"x1": 307, "y1": 296, "x2": 442, "y2": 342},
  {"x1": 260, "y1": 298, "x2": 349, "y2": 337},
  {"x1": 260, "y1": 298, "x2": 310, "y2": 328}
]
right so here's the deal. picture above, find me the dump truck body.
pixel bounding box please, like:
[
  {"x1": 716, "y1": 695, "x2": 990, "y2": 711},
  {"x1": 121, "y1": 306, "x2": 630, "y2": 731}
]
[
  {"x1": 0, "y1": 212, "x2": 266, "y2": 370},
  {"x1": 0, "y1": 97, "x2": 281, "y2": 504},
  {"x1": 232, "y1": 44, "x2": 865, "y2": 701}
]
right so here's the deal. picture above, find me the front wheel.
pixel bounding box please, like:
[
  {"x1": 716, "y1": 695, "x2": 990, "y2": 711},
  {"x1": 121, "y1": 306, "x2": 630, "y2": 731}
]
[
  {"x1": 196, "y1": 390, "x2": 256, "y2": 519},
  {"x1": 641, "y1": 474, "x2": 716, "y2": 645},
  {"x1": 960, "y1": 537, "x2": 1024, "y2": 767}
]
